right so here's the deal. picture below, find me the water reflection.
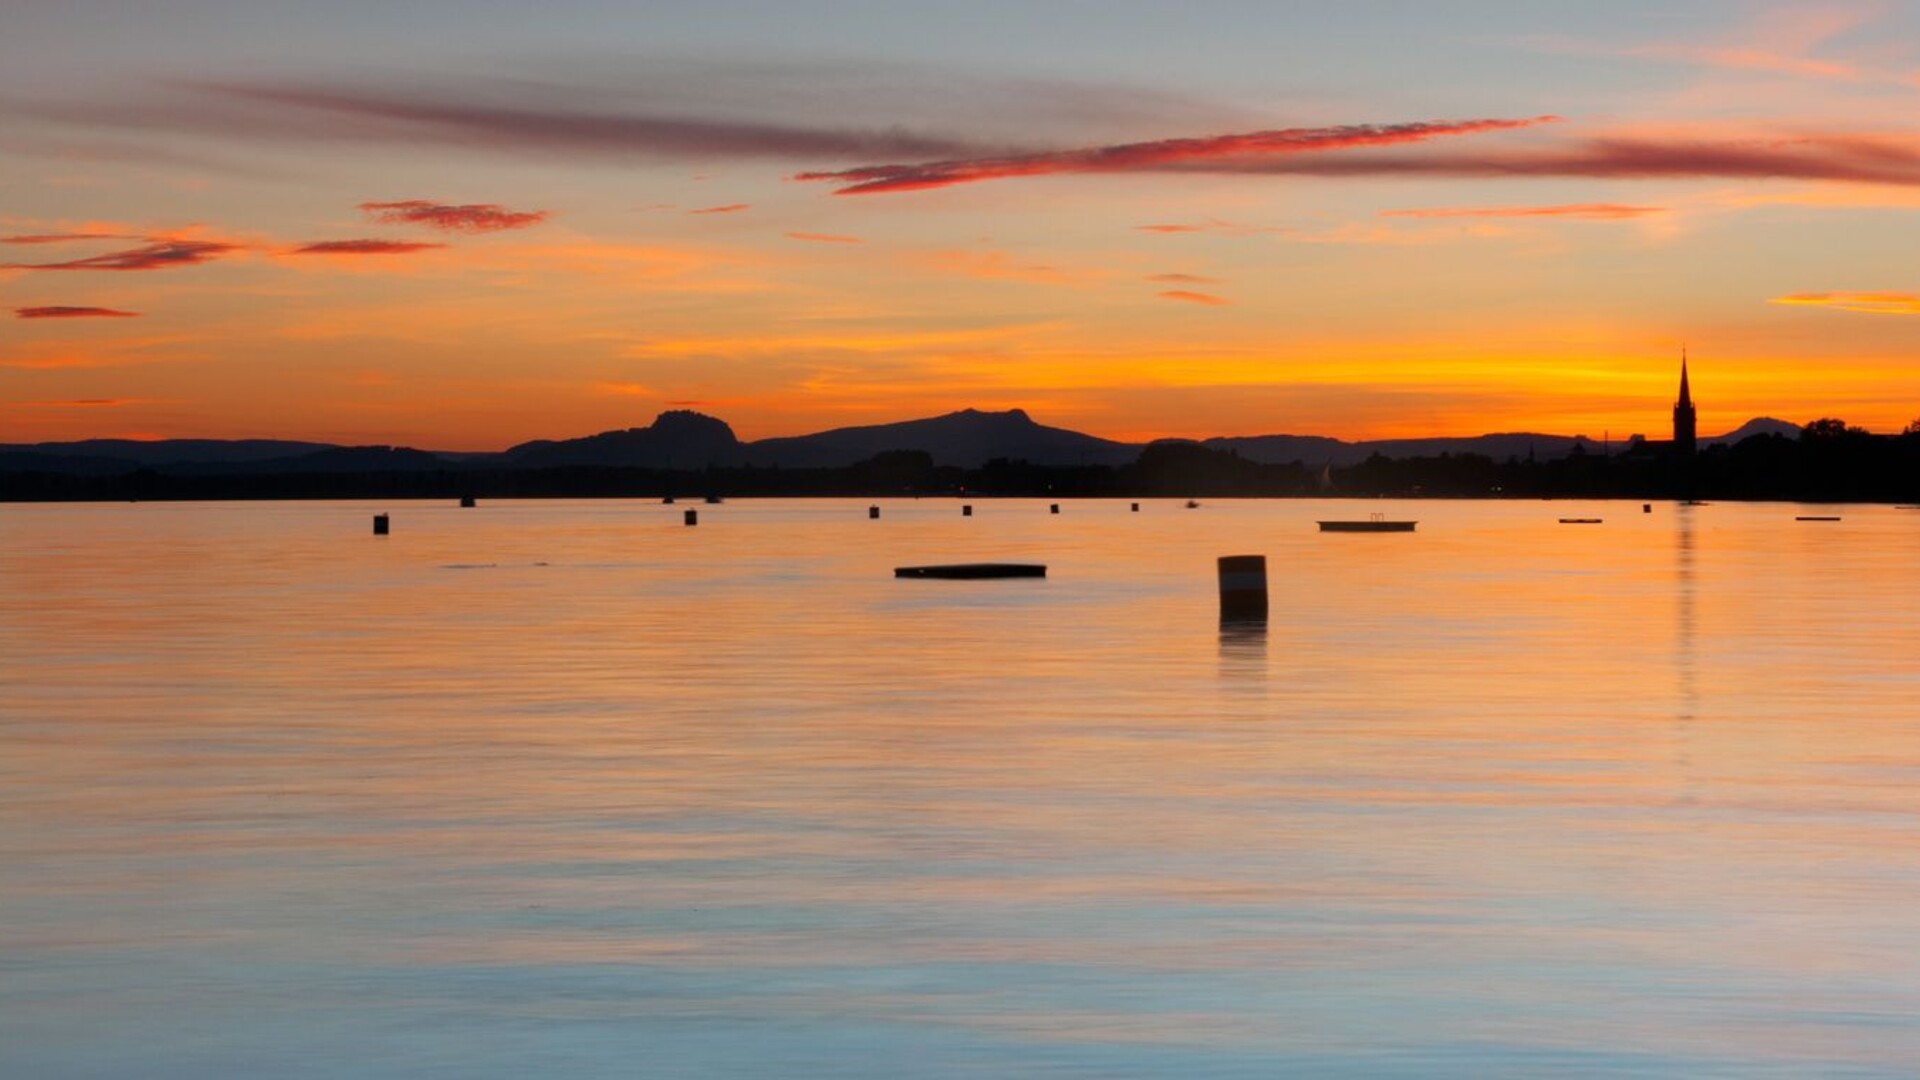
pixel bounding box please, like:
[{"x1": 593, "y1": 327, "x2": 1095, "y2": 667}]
[
  {"x1": 1676, "y1": 503, "x2": 1698, "y2": 722},
  {"x1": 1216, "y1": 620, "x2": 1267, "y2": 687},
  {"x1": 7, "y1": 499, "x2": 1920, "y2": 1078}
]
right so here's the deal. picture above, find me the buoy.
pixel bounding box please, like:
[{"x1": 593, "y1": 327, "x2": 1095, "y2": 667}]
[
  {"x1": 459, "y1": 495, "x2": 476, "y2": 508},
  {"x1": 684, "y1": 509, "x2": 697, "y2": 526},
  {"x1": 1218, "y1": 555, "x2": 1267, "y2": 622},
  {"x1": 869, "y1": 505, "x2": 880, "y2": 519},
  {"x1": 962, "y1": 505, "x2": 972, "y2": 516},
  {"x1": 372, "y1": 513, "x2": 389, "y2": 535},
  {"x1": 1050, "y1": 503, "x2": 1060, "y2": 514}
]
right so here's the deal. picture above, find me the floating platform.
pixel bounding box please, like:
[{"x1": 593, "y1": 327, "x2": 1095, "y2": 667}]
[
  {"x1": 1796, "y1": 515, "x2": 1841, "y2": 521},
  {"x1": 895, "y1": 563, "x2": 1046, "y2": 579},
  {"x1": 1558, "y1": 518, "x2": 1603, "y2": 524},
  {"x1": 1318, "y1": 520, "x2": 1416, "y2": 533}
]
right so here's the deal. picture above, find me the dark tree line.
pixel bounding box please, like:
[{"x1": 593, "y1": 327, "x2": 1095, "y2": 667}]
[{"x1": 4, "y1": 420, "x2": 1917, "y2": 503}]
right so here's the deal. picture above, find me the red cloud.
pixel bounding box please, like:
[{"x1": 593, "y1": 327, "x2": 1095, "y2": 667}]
[
  {"x1": 1382, "y1": 203, "x2": 1664, "y2": 219},
  {"x1": 359, "y1": 199, "x2": 550, "y2": 232},
  {"x1": 1159, "y1": 289, "x2": 1229, "y2": 306},
  {"x1": 292, "y1": 239, "x2": 447, "y2": 255},
  {"x1": 16, "y1": 306, "x2": 141, "y2": 319},
  {"x1": 690, "y1": 203, "x2": 750, "y2": 214},
  {"x1": 795, "y1": 116, "x2": 1560, "y2": 194},
  {"x1": 1136, "y1": 224, "x2": 1207, "y2": 233},
  {"x1": 1215, "y1": 133, "x2": 1920, "y2": 185},
  {"x1": 3, "y1": 238, "x2": 237, "y2": 271},
  {"x1": 786, "y1": 231, "x2": 862, "y2": 243}
]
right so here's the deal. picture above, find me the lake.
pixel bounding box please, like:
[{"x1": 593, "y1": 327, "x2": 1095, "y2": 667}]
[{"x1": 4, "y1": 497, "x2": 1919, "y2": 1078}]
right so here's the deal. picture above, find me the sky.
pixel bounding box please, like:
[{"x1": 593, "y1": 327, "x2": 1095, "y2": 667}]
[{"x1": 5, "y1": 0, "x2": 1920, "y2": 448}]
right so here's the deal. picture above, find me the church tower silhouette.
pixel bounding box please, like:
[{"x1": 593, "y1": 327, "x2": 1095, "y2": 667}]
[{"x1": 1672, "y1": 351, "x2": 1697, "y2": 456}]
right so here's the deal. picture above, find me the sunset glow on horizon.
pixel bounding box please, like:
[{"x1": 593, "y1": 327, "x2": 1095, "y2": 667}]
[{"x1": 6, "y1": 2, "x2": 1920, "y2": 449}]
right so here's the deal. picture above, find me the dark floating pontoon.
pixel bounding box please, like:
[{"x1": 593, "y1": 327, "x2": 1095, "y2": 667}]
[
  {"x1": 1558, "y1": 518, "x2": 1603, "y2": 524},
  {"x1": 895, "y1": 563, "x2": 1047, "y2": 579},
  {"x1": 1318, "y1": 518, "x2": 1416, "y2": 533},
  {"x1": 1796, "y1": 515, "x2": 1841, "y2": 522}
]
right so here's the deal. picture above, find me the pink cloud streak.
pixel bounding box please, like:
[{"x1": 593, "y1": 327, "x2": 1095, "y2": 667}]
[
  {"x1": 16, "y1": 306, "x2": 141, "y2": 319},
  {"x1": 360, "y1": 200, "x2": 550, "y2": 232},
  {"x1": 1382, "y1": 203, "x2": 1665, "y2": 220},
  {"x1": 1159, "y1": 289, "x2": 1229, "y2": 306},
  {"x1": 794, "y1": 116, "x2": 1560, "y2": 194},
  {"x1": 292, "y1": 239, "x2": 447, "y2": 255},
  {"x1": 2, "y1": 238, "x2": 238, "y2": 271}
]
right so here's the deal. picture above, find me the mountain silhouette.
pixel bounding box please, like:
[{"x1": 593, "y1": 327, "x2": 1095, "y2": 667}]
[
  {"x1": 0, "y1": 408, "x2": 1815, "y2": 477},
  {"x1": 504, "y1": 410, "x2": 743, "y2": 468},
  {"x1": 743, "y1": 407, "x2": 1136, "y2": 469}
]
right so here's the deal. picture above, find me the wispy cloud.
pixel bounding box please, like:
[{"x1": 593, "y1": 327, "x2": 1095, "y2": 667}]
[
  {"x1": 1212, "y1": 131, "x2": 1920, "y2": 186},
  {"x1": 1382, "y1": 203, "x2": 1665, "y2": 220},
  {"x1": 794, "y1": 116, "x2": 1560, "y2": 193},
  {"x1": 1146, "y1": 272, "x2": 1222, "y2": 284},
  {"x1": 1770, "y1": 291, "x2": 1920, "y2": 314},
  {"x1": 1158, "y1": 289, "x2": 1229, "y2": 306},
  {"x1": 1135, "y1": 219, "x2": 1287, "y2": 236},
  {"x1": 786, "y1": 231, "x2": 862, "y2": 244},
  {"x1": 3, "y1": 232, "x2": 140, "y2": 244},
  {"x1": 13, "y1": 398, "x2": 145, "y2": 408},
  {"x1": 292, "y1": 239, "x2": 447, "y2": 255},
  {"x1": 89, "y1": 80, "x2": 986, "y2": 162},
  {"x1": 360, "y1": 199, "x2": 549, "y2": 232},
  {"x1": 15, "y1": 305, "x2": 141, "y2": 319},
  {"x1": 2, "y1": 238, "x2": 237, "y2": 271},
  {"x1": 689, "y1": 203, "x2": 750, "y2": 214}
]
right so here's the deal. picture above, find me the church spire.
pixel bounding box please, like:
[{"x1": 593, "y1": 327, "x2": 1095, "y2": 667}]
[{"x1": 1672, "y1": 349, "x2": 1697, "y2": 456}]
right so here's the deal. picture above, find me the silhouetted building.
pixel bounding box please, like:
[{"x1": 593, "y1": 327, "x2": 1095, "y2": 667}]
[{"x1": 1672, "y1": 351, "x2": 1697, "y2": 456}]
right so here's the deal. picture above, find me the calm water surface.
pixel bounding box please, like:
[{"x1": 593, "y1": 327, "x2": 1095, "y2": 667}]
[{"x1": 4, "y1": 498, "x2": 1919, "y2": 1078}]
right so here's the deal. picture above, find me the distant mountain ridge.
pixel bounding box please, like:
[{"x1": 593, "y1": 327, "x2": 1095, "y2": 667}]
[{"x1": 0, "y1": 408, "x2": 1810, "y2": 477}]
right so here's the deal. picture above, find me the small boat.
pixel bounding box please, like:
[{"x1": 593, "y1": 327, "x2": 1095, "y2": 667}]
[
  {"x1": 1185, "y1": 499, "x2": 1201, "y2": 509},
  {"x1": 703, "y1": 495, "x2": 723, "y2": 505},
  {"x1": 1558, "y1": 518, "x2": 1603, "y2": 524},
  {"x1": 895, "y1": 563, "x2": 1047, "y2": 579},
  {"x1": 661, "y1": 496, "x2": 676, "y2": 505},
  {"x1": 1319, "y1": 515, "x2": 1416, "y2": 533}
]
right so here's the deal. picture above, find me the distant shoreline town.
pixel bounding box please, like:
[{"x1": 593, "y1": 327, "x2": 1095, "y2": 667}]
[
  {"x1": 5, "y1": 410, "x2": 1915, "y2": 504},
  {"x1": 5, "y1": 361, "x2": 1917, "y2": 503}
]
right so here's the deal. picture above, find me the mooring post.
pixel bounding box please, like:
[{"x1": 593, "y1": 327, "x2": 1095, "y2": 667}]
[
  {"x1": 869, "y1": 505, "x2": 880, "y2": 520},
  {"x1": 962, "y1": 505, "x2": 972, "y2": 516},
  {"x1": 1218, "y1": 554, "x2": 1268, "y2": 622},
  {"x1": 1131, "y1": 502, "x2": 1140, "y2": 512},
  {"x1": 1050, "y1": 503, "x2": 1060, "y2": 514},
  {"x1": 372, "y1": 513, "x2": 389, "y2": 535},
  {"x1": 684, "y1": 509, "x2": 697, "y2": 526}
]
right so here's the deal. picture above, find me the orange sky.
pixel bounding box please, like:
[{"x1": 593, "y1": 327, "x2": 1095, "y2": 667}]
[{"x1": 5, "y1": 3, "x2": 1920, "y2": 448}]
